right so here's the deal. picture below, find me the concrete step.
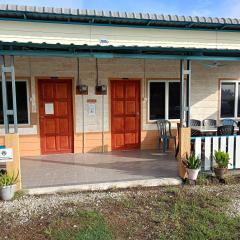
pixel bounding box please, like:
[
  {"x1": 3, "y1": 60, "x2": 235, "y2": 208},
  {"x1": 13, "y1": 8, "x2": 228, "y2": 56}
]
[{"x1": 24, "y1": 177, "x2": 182, "y2": 195}]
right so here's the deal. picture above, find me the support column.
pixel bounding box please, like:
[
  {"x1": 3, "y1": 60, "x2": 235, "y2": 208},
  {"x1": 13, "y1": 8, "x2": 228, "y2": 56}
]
[
  {"x1": 178, "y1": 128, "x2": 191, "y2": 179},
  {"x1": 178, "y1": 60, "x2": 191, "y2": 179},
  {"x1": 5, "y1": 134, "x2": 22, "y2": 190},
  {"x1": 186, "y1": 60, "x2": 191, "y2": 127},
  {"x1": 1, "y1": 56, "x2": 21, "y2": 189},
  {"x1": 180, "y1": 59, "x2": 185, "y2": 128},
  {"x1": 0, "y1": 56, "x2": 9, "y2": 133},
  {"x1": 0, "y1": 56, "x2": 18, "y2": 133}
]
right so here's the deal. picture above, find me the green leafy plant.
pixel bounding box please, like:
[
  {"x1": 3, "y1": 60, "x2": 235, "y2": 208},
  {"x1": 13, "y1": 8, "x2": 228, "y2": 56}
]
[
  {"x1": 0, "y1": 172, "x2": 18, "y2": 187},
  {"x1": 183, "y1": 154, "x2": 201, "y2": 169},
  {"x1": 214, "y1": 150, "x2": 230, "y2": 168}
]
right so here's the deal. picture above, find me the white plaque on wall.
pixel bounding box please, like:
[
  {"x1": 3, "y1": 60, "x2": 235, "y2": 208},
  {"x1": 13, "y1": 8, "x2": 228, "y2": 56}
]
[
  {"x1": 88, "y1": 103, "x2": 96, "y2": 116},
  {"x1": 0, "y1": 148, "x2": 13, "y2": 162},
  {"x1": 45, "y1": 103, "x2": 54, "y2": 115}
]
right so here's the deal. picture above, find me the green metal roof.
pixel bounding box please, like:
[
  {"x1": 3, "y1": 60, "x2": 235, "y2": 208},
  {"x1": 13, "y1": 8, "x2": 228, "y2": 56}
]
[
  {"x1": 1, "y1": 4, "x2": 240, "y2": 31},
  {"x1": 1, "y1": 41, "x2": 240, "y2": 61}
]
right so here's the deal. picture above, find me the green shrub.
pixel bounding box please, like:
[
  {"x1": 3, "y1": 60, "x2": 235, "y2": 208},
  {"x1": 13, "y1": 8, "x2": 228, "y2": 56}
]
[
  {"x1": 0, "y1": 172, "x2": 18, "y2": 187},
  {"x1": 214, "y1": 150, "x2": 230, "y2": 168},
  {"x1": 184, "y1": 154, "x2": 201, "y2": 169}
]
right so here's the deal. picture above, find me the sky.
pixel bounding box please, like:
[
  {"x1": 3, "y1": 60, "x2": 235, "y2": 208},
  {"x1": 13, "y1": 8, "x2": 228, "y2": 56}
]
[{"x1": 0, "y1": 0, "x2": 240, "y2": 18}]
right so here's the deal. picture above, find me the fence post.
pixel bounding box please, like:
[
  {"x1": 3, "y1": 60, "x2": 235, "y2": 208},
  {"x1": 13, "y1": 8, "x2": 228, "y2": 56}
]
[
  {"x1": 178, "y1": 127, "x2": 191, "y2": 179},
  {"x1": 5, "y1": 133, "x2": 22, "y2": 190}
]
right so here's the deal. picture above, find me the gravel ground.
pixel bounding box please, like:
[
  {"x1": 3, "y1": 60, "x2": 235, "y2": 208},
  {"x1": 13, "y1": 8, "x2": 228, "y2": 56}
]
[
  {"x1": 0, "y1": 185, "x2": 240, "y2": 229},
  {"x1": 230, "y1": 199, "x2": 240, "y2": 217},
  {"x1": 0, "y1": 191, "x2": 124, "y2": 225},
  {"x1": 1, "y1": 185, "x2": 240, "y2": 240}
]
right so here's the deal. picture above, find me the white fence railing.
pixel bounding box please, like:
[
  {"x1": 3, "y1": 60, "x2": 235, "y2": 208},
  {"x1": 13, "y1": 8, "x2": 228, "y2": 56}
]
[{"x1": 191, "y1": 135, "x2": 240, "y2": 171}]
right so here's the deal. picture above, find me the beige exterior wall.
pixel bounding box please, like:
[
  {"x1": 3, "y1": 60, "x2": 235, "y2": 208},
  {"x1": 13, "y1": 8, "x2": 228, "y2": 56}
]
[
  {"x1": 1, "y1": 20, "x2": 240, "y2": 50},
  {"x1": 1, "y1": 56, "x2": 240, "y2": 156}
]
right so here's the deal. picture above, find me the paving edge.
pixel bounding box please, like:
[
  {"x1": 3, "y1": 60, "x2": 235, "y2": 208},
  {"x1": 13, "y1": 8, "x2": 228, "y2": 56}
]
[{"x1": 24, "y1": 177, "x2": 182, "y2": 195}]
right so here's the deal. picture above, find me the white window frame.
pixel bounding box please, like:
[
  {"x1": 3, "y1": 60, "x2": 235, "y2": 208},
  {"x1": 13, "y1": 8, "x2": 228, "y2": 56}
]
[
  {"x1": 0, "y1": 79, "x2": 30, "y2": 125},
  {"x1": 148, "y1": 80, "x2": 180, "y2": 122},
  {"x1": 220, "y1": 80, "x2": 240, "y2": 120}
]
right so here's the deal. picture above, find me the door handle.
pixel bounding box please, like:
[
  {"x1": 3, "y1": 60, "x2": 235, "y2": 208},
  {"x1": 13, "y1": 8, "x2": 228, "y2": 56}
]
[{"x1": 136, "y1": 112, "x2": 140, "y2": 116}]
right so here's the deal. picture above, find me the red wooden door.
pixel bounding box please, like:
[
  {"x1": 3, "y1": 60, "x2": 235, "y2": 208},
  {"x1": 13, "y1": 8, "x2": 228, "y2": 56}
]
[
  {"x1": 111, "y1": 80, "x2": 140, "y2": 150},
  {"x1": 38, "y1": 79, "x2": 73, "y2": 154}
]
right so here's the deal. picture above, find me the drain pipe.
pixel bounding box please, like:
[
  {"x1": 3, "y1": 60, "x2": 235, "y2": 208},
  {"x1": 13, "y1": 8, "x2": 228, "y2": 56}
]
[
  {"x1": 96, "y1": 58, "x2": 105, "y2": 153},
  {"x1": 82, "y1": 94, "x2": 85, "y2": 153},
  {"x1": 77, "y1": 58, "x2": 85, "y2": 154},
  {"x1": 102, "y1": 94, "x2": 104, "y2": 153},
  {"x1": 143, "y1": 59, "x2": 147, "y2": 99}
]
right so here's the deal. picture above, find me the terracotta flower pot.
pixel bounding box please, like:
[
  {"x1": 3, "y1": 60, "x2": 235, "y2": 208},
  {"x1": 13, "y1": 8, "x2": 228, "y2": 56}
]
[
  {"x1": 214, "y1": 167, "x2": 227, "y2": 180},
  {"x1": 187, "y1": 168, "x2": 200, "y2": 181}
]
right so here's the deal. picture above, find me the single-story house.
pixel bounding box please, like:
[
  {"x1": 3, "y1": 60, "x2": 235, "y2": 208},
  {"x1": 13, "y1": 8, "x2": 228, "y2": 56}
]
[{"x1": 0, "y1": 4, "x2": 240, "y2": 187}]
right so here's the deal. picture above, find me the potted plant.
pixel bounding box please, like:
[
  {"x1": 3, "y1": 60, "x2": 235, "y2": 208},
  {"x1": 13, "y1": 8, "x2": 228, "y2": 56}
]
[
  {"x1": 213, "y1": 150, "x2": 230, "y2": 180},
  {"x1": 0, "y1": 172, "x2": 18, "y2": 201},
  {"x1": 184, "y1": 154, "x2": 201, "y2": 180}
]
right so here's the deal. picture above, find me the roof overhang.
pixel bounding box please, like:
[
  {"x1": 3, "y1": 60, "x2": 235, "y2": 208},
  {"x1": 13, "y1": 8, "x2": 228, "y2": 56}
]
[{"x1": 1, "y1": 41, "x2": 240, "y2": 61}]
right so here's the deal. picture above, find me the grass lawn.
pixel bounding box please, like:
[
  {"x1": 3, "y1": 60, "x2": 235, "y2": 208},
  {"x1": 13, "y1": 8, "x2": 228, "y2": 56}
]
[
  {"x1": 43, "y1": 210, "x2": 113, "y2": 240},
  {"x1": 0, "y1": 177, "x2": 240, "y2": 239}
]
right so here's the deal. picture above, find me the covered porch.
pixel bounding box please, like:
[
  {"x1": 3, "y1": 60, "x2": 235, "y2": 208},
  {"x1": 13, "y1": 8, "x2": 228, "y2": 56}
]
[
  {"x1": 1, "y1": 54, "x2": 240, "y2": 191},
  {"x1": 21, "y1": 150, "x2": 180, "y2": 193}
]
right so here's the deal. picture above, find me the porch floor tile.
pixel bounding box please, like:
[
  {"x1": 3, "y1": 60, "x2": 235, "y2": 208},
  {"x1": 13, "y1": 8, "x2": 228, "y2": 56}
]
[{"x1": 21, "y1": 150, "x2": 179, "y2": 189}]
